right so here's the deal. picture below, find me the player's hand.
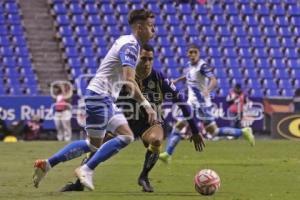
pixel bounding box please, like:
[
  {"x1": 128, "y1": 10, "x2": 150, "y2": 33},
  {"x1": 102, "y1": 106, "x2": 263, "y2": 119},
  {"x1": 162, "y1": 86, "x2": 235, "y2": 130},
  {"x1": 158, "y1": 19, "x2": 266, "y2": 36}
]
[
  {"x1": 145, "y1": 106, "x2": 157, "y2": 125},
  {"x1": 202, "y1": 89, "x2": 210, "y2": 98},
  {"x1": 190, "y1": 133, "x2": 205, "y2": 152}
]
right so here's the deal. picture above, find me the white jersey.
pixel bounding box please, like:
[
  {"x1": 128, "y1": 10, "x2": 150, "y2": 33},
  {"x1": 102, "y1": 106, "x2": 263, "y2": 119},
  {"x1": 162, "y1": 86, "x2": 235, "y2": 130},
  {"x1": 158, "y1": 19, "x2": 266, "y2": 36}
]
[
  {"x1": 185, "y1": 59, "x2": 215, "y2": 108},
  {"x1": 87, "y1": 35, "x2": 140, "y2": 100}
]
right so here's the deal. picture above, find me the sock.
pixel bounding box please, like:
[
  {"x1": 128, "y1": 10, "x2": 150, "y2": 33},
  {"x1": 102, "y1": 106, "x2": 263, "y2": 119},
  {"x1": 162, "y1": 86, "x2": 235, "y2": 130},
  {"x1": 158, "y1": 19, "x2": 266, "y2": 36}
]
[
  {"x1": 217, "y1": 127, "x2": 242, "y2": 137},
  {"x1": 48, "y1": 140, "x2": 91, "y2": 167},
  {"x1": 139, "y1": 148, "x2": 159, "y2": 178},
  {"x1": 166, "y1": 131, "x2": 182, "y2": 155},
  {"x1": 86, "y1": 135, "x2": 132, "y2": 170}
]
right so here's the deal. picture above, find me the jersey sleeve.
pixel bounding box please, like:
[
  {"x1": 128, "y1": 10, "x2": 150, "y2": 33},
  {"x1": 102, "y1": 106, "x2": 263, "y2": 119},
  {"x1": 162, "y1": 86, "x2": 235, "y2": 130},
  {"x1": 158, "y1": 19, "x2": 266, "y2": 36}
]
[
  {"x1": 119, "y1": 43, "x2": 139, "y2": 68},
  {"x1": 199, "y1": 64, "x2": 215, "y2": 78}
]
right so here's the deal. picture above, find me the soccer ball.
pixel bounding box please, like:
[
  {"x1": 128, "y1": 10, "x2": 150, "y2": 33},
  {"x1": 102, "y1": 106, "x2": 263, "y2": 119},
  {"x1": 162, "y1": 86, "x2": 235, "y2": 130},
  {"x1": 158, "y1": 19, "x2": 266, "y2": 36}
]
[{"x1": 194, "y1": 169, "x2": 221, "y2": 195}]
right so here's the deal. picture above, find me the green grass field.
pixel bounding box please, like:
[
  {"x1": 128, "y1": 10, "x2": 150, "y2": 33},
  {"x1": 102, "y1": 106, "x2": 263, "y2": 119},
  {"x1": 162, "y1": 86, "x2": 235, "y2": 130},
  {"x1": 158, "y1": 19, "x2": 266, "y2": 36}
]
[{"x1": 1, "y1": 139, "x2": 300, "y2": 200}]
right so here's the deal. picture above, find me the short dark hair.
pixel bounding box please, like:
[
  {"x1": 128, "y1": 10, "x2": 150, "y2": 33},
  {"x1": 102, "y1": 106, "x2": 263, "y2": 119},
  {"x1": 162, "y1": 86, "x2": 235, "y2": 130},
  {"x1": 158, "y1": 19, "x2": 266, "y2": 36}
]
[
  {"x1": 187, "y1": 44, "x2": 200, "y2": 51},
  {"x1": 128, "y1": 9, "x2": 154, "y2": 25},
  {"x1": 141, "y1": 44, "x2": 154, "y2": 53}
]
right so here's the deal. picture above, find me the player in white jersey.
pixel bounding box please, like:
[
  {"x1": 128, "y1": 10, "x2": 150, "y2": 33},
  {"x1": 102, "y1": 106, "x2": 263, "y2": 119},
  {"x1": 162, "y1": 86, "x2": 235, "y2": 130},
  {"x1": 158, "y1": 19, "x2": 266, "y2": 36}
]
[
  {"x1": 33, "y1": 9, "x2": 156, "y2": 191},
  {"x1": 159, "y1": 44, "x2": 255, "y2": 163}
]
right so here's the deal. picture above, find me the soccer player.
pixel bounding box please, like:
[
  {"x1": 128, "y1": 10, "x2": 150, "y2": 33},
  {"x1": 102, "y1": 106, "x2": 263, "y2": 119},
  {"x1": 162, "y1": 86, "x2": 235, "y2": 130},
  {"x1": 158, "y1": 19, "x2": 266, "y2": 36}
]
[
  {"x1": 59, "y1": 44, "x2": 205, "y2": 192},
  {"x1": 159, "y1": 44, "x2": 255, "y2": 163},
  {"x1": 33, "y1": 9, "x2": 157, "y2": 191}
]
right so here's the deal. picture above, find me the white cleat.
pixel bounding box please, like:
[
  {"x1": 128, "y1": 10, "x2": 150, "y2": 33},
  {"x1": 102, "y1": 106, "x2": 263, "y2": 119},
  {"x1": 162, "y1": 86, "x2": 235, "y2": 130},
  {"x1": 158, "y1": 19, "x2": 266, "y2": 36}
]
[
  {"x1": 75, "y1": 166, "x2": 95, "y2": 191},
  {"x1": 33, "y1": 159, "x2": 51, "y2": 188}
]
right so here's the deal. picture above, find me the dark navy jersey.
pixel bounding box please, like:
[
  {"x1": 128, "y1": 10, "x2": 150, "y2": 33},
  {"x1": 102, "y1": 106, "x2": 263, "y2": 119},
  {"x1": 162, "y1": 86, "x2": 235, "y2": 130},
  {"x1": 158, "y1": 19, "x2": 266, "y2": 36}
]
[{"x1": 117, "y1": 69, "x2": 199, "y2": 136}]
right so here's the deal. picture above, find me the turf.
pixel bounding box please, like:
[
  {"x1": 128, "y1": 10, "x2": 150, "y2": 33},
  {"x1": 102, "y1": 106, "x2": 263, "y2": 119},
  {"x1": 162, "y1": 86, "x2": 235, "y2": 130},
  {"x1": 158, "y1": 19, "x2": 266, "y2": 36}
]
[{"x1": 0, "y1": 139, "x2": 300, "y2": 200}]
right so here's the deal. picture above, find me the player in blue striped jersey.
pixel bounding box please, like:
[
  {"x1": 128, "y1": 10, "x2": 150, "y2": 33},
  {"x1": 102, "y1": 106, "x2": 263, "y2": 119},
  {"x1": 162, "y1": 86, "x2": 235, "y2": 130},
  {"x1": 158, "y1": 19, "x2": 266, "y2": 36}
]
[
  {"x1": 33, "y1": 9, "x2": 157, "y2": 191},
  {"x1": 159, "y1": 44, "x2": 255, "y2": 163}
]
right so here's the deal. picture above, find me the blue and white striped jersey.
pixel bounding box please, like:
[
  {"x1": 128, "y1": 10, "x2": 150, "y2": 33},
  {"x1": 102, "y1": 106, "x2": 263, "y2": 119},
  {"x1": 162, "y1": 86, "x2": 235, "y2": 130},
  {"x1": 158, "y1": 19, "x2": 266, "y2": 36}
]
[
  {"x1": 87, "y1": 35, "x2": 140, "y2": 101},
  {"x1": 185, "y1": 59, "x2": 215, "y2": 108}
]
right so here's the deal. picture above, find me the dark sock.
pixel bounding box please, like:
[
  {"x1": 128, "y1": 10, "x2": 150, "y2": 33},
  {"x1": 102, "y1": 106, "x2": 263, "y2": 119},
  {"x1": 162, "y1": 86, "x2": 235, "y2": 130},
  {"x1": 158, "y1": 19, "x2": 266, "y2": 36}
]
[{"x1": 140, "y1": 149, "x2": 159, "y2": 178}]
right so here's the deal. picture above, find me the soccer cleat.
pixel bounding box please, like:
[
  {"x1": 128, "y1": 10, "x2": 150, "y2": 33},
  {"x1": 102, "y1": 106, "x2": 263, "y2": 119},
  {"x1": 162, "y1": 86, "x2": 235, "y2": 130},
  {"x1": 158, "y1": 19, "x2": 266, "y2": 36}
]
[
  {"x1": 33, "y1": 159, "x2": 51, "y2": 188},
  {"x1": 242, "y1": 127, "x2": 255, "y2": 146},
  {"x1": 158, "y1": 152, "x2": 171, "y2": 164},
  {"x1": 138, "y1": 176, "x2": 154, "y2": 192},
  {"x1": 60, "y1": 180, "x2": 84, "y2": 192},
  {"x1": 75, "y1": 166, "x2": 95, "y2": 191}
]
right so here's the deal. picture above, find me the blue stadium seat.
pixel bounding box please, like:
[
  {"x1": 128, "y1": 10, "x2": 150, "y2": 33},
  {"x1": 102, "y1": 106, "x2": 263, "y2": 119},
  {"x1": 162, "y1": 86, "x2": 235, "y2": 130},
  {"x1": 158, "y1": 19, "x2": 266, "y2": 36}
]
[
  {"x1": 157, "y1": 36, "x2": 170, "y2": 47},
  {"x1": 0, "y1": 36, "x2": 10, "y2": 46},
  {"x1": 161, "y1": 47, "x2": 174, "y2": 58},
  {"x1": 52, "y1": 3, "x2": 68, "y2": 14},
  {"x1": 84, "y1": 4, "x2": 99, "y2": 15},
  {"x1": 275, "y1": 69, "x2": 289, "y2": 79},
  {"x1": 278, "y1": 78, "x2": 292, "y2": 89},
  {"x1": 162, "y1": 4, "x2": 176, "y2": 15},
  {"x1": 290, "y1": 16, "x2": 300, "y2": 27},
  {"x1": 87, "y1": 15, "x2": 101, "y2": 26},
  {"x1": 214, "y1": 68, "x2": 227, "y2": 78},
  {"x1": 260, "y1": 16, "x2": 274, "y2": 26},
  {"x1": 275, "y1": 16, "x2": 289, "y2": 26},
  {"x1": 264, "y1": 89, "x2": 279, "y2": 96},
  {"x1": 266, "y1": 38, "x2": 280, "y2": 48},
  {"x1": 241, "y1": 58, "x2": 255, "y2": 68},
  {"x1": 178, "y1": 4, "x2": 192, "y2": 15},
  {"x1": 281, "y1": 89, "x2": 294, "y2": 97},
  {"x1": 241, "y1": 4, "x2": 254, "y2": 15},
  {"x1": 166, "y1": 15, "x2": 180, "y2": 26},
  {"x1": 1, "y1": 46, "x2": 14, "y2": 57},
  {"x1": 268, "y1": 48, "x2": 283, "y2": 58},
  {"x1": 68, "y1": 57, "x2": 81, "y2": 68},
  {"x1": 243, "y1": 68, "x2": 257, "y2": 78},
  {"x1": 194, "y1": 4, "x2": 208, "y2": 15},
  {"x1": 211, "y1": 5, "x2": 223, "y2": 15},
  {"x1": 213, "y1": 15, "x2": 226, "y2": 26},
  {"x1": 263, "y1": 27, "x2": 277, "y2": 37},
  {"x1": 228, "y1": 68, "x2": 242, "y2": 78},
  {"x1": 287, "y1": 5, "x2": 300, "y2": 16},
  {"x1": 206, "y1": 37, "x2": 219, "y2": 47},
  {"x1": 245, "y1": 15, "x2": 258, "y2": 27},
  {"x1": 59, "y1": 26, "x2": 73, "y2": 36},
  {"x1": 75, "y1": 26, "x2": 89, "y2": 36},
  {"x1": 197, "y1": 15, "x2": 211, "y2": 26},
  {"x1": 278, "y1": 27, "x2": 292, "y2": 37},
  {"x1": 228, "y1": 15, "x2": 243, "y2": 26},
  {"x1": 208, "y1": 47, "x2": 222, "y2": 58},
  {"x1": 223, "y1": 48, "x2": 237, "y2": 58},
  {"x1": 253, "y1": 48, "x2": 268, "y2": 58},
  {"x1": 56, "y1": 15, "x2": 70, "y2": 26},
  {"x1": 238, "y1": 48, "x2": 252, "y2": 58},
  {"x1": 103, "y1": 15, "x2": 117, "y2": 25},
  {"x1": 156, "y1": 26, "x2": 168, "y2": 36},
  {"x1": 271, "y1": 59, "x2": 286, "y2": 69},
  {"x1": 163, "y1": 58, "x2": 177, "y2": 68},
  {"x1": 225, "y1": 4, "x2": 238, "y2": 15},
  {"x1": 83, "y1": 57, "x2": 98, "y2": 69},
  {"x1": 93, "y1": 37, "x2": 107, "y2": 47},
  {"x1": 291, "y1": 69, "x2": 300, "y2": 78},
  {"x1": 236, "y1": 37, "x2": 250, "y2": 47},
  {"x1": 262, "y1": 79, "x2": 277, "y2": 90},
  {"x1": 281, "y1": 37, "x2": 295, "y2": 48},
  {"x1": 80, "y1": 47, "x2": 94, "y2": 57},
  {"x1": 256, "y1": 58, "x2": 269, "y2": 68},
  {"x1": 259, "y1": 68, "x2": 273, "y2": 79},
  {"x1": 284, "y1": 48, "x2": 298, "y2": 59},
  {"x1": 202, "y1": 26, "x2": 215, "y2": 36},
  {"x1": 170, "y1": 26, "x2": 183, "y2": 36},
  {"x1": 90, "y1": 25, "x2": 104, "y2": 37},
  {"x1": 217, "y1": 26, "x2": 231, "y2": 36},
  {"x1": 173, "y1": 37, "x2": 187, "y2": 47},
  {"x1": 72, "y1": 15, "x2": 86, "y2": 26},
  {"x1": 250, "y1": 37, "x2": 264, "y2": 47},
  {"x1": 186, "y1": 25, "x2": 198, "y2": 36},
  {"x1": 256, "y1": 4, "x2": 270, "y2": 15},
  {"x1": 224, "y1": 58, "x2": 239, "y2": 68},
  {"x1": 64, "y1": 47, "x2": 79, "y2": 58},
  {"x1": 182, "y1": 15, "x2": 195, "y2": 26},
  {"x1": 69, "y1": 3, "x2": 83, "y2": 15},
  {"x1": 78, "y1": 36, "x2": 92, "y2": 47},
  {"x1": 271, "y1": 5, "x2": 285, "y2": 16},
  {"x1": 14, "y1": 46, "x2": 29, "y2": 57},
  {"x1": 211, "y1": 58, "x2": 224, "y2": 68},
  {"x1": 116, "y1": 3, "x2": 129, "y2": 14},
  {"x1": 99, "y1": 4, "x2": 113, "y2": 14}
]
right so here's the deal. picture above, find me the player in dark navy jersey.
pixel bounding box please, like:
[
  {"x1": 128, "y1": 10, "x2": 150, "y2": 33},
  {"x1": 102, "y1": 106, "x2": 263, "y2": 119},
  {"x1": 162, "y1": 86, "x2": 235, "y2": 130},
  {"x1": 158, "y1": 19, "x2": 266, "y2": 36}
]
[{"x1": 60, "y1": 44, "x2": 205, "y2": 193}]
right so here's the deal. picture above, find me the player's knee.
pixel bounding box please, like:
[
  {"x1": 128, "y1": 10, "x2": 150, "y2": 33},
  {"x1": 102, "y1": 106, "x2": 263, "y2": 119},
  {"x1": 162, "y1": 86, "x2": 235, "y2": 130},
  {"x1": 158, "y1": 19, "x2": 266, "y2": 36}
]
[
  {"x1": 205, "y1": 123, "x2": 218, "y2": 136},
  {"x1": 117, "y1": 134, "x2": 134, "y2": 144},
  {"x1": 86, "y1": 137, "x2": 102, "y2": 152}
]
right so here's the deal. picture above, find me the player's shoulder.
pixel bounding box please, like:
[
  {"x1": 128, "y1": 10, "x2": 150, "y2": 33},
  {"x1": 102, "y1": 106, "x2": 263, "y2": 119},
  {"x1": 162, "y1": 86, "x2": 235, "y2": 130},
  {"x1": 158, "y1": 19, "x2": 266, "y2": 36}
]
[
  {"x1": 116, "y1": 35, "x2": 139, "y2": 49},
  {"x1": 151, "y1": 69, "x2": 165, "y2": 80}
]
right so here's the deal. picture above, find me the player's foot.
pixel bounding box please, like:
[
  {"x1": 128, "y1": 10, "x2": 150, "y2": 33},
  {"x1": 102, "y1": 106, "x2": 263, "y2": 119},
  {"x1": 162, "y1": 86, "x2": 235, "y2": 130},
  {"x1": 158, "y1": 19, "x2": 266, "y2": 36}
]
[
  {"x1": 60, "y1": 180, "x2": 84, "y2": 192},
  {"x1": 159, "y1": 152, "x2": 171, "y2": 164},
  {"x1": 242, "y1": 127, "x2": 255, "y2": 146},
  {"x1": 138, "y1": 176, "x2": 154, "y2": 192},
  {"x1": 75, "y1": 165, "x2": 95, "y2": 191},
  {"x1": 33, "y1": 159, "x2": 51, "y2": 188}
]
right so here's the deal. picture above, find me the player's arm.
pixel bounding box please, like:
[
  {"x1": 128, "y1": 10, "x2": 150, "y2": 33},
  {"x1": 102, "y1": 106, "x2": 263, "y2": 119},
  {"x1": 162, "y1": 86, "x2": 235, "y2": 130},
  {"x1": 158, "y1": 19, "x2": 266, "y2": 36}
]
[
  {"x1": 119, "y1": 44, "x2": 157, "y2": 124},
  {"x1": 172, "y1": 75, "x2": 186, "y2": 84},
  {"x1": 123, "y1": 67, "x2": 157, "y2": 125},
  {"x1": 160, "y1": 74, "x2": 205, "y2": 151},
  {"x1": 200, "y1": 64, "x2": 217, "y2": 97}
]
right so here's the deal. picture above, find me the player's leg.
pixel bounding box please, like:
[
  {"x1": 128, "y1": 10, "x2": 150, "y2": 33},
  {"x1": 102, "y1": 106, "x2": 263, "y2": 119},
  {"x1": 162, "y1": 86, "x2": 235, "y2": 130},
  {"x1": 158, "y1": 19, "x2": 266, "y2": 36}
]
[
  {"x1": 199, "y1": 105, "x2": 255, "y2": 145},
  {"x1": 62, "y1": 110, "x2": 72, "y2": 142},
  {"x1": 159, "y1": 121, "x2": 186, "y2": 163},
  {"x1": 138, "y1": 124, "x2": 164, "y2": 192},
  {"x1": 60, "y1": 132, "x2": 116, "y2": 192},
  {"x1": 33, "y1": 96, "x2": 108, "y2": 188},
  {"x1": 54, "y1": 113, "x2": 64, "y2": 141},
  {"x1": 76, "y1": 113, "x2": 134, "y2": 191}
]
